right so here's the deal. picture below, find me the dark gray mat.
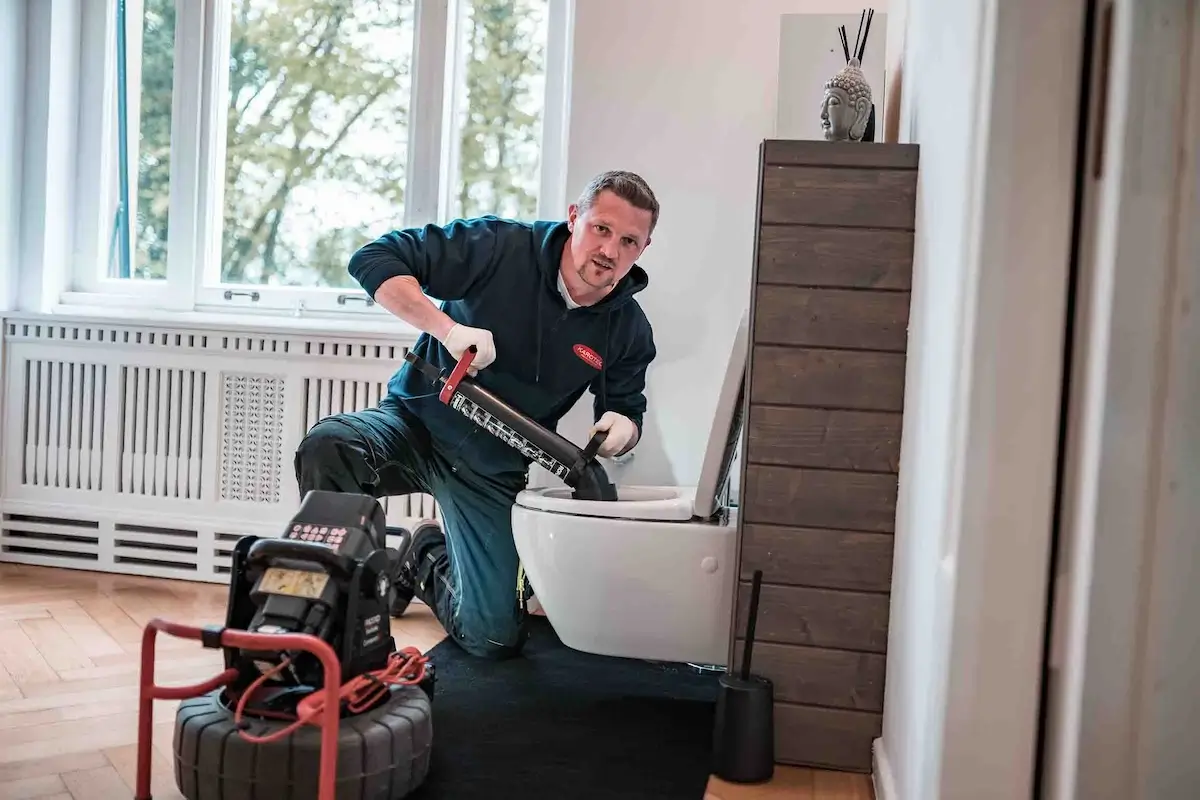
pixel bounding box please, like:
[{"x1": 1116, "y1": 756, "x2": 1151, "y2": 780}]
[{"x1": 409, "y1": 616, "x2": 720, "y2": 799}]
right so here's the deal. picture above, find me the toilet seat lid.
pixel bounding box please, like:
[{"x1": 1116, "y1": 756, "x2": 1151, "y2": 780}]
[
  {"x1": 515, "y1": 484, "x2": 698, "y2": 522},
  {"x1": 691, "y1": 310, "x2": 749, "y2": 519}
]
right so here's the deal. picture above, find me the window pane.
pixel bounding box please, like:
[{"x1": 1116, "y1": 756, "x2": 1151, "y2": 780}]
[
  {"x1": 446, "y1": 0, "x2": 549, "y2": 221},
  {"x1": 108, "y1": 0, "x2": 175, "y2": 281},
  {"x1": 216, "y1": 0, "x2": 415, "y2": 290}
]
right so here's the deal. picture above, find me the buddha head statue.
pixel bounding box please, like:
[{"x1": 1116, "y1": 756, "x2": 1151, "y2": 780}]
[{"x1": 820, "y1": 57, "x2": 873, "y2": 142}]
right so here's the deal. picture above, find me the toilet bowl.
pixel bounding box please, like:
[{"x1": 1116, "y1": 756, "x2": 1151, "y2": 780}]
[
  {"x1": 512, "y1": 312, "x2": 749, "y2": 666},
  {"x1": 512, "y1": 485, "x2": 739, "y2": 666}
]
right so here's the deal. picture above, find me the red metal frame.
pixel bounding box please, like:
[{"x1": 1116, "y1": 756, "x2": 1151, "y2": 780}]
[
  {"x1": 439, "y1": 345, "x2": 477, "y2": 404},
  {"x1": 135, "y1": 618, "x2": 342, "y2": 800}
]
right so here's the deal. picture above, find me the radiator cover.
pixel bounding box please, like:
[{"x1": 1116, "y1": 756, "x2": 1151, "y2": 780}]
[{"x1": 0, "y1": 315, "x2": 440, "y2": 582}]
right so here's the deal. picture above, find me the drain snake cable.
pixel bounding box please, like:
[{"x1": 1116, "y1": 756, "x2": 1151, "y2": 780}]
[{"x1": 229, "y1": 646, "x2": 430, "y2": 744}]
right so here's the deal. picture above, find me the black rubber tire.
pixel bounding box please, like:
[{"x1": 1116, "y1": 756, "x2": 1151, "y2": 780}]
[{"x1": 172, "y1": 684, "x2": 432, "y2": 799}]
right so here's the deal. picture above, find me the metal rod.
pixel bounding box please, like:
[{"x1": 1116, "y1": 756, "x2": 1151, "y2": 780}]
[
  {"x1": 450, "y1": 379, "x2": 583, "y2": 478},
  {"x1": 741, "y1": 569, "x2": 763, "y2": 681},
  {"x1": 405, "y1": 351, "x2": 584, "y2": 477}
]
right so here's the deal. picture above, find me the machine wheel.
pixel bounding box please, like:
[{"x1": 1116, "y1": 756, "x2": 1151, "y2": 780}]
[{"x1": 172, "y1": 684, "x2": 432, "y2": 800}]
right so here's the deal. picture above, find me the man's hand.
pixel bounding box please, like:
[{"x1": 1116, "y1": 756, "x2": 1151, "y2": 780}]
[
  {"x1": 442, "y1": 323, "x2": 496, "y2": 373},
  {"x1": 589, "y1": 411, "x2": 638, "y2": 458}
]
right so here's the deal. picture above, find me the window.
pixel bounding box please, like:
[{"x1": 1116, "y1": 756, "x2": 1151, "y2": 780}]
[{"x1": 67, "y1": 0, "x2": 569, "y2": 316}]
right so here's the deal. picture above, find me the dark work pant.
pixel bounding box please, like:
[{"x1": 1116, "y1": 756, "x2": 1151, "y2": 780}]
[{"x1": 293, "y1": 397, "x2": 529, "y2": 660}]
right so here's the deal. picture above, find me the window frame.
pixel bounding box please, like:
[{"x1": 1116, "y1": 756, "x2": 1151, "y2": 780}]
[{"x1": 63, "y1": 0, "x2": 572, "y2": 320}]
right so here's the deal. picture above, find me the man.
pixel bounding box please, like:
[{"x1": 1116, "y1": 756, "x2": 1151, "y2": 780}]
[{"x1": 294, "y1": 170, "x2": 659, "y2": 660}]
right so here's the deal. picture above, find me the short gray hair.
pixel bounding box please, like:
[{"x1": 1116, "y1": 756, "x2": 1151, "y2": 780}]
[{"x1": 576, "y1": 170, "x2": 660, "y2": 234}]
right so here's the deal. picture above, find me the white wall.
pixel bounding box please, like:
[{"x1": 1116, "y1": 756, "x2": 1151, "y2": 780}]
[
  {"x1": 0, "y1": 0, "x2": 25, "y2": 313},
  {"x1": 1135, "y1": 93, "x2": 1200, "y2": 795},
  {"x1": 554, "y1": 0, "x2": 891, "y2": 489},
  {"x1": 881, "y1": 0, "x2": 907, "y2": 142},
  {"x1": 876, "y1": 0, "x2": 993, "y2": 792}
]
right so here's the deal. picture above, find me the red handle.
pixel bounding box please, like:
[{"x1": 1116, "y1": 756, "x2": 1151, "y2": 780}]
[
  {"x1": 439, "y1": 345, "x2": 476, "y2": 404},
  {"x1": 134, "y1": 619, "x2": 342, "y2": 800}
]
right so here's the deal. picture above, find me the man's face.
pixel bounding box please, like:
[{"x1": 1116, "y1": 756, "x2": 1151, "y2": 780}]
[{"x1": 565, "y1": 190, "x2": 653, "y2": 293}]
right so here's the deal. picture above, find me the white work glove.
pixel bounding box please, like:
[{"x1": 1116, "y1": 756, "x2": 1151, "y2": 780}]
[
  {"x1": 441, "y1": 323, "x2": 496, "y2": 373},
  {"x1": 589, "y1": 411, "x2": 637, "y2": 458}
]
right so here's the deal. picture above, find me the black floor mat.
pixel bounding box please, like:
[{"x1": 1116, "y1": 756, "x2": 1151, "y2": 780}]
[{"x1": 408, "y1": 616, "x2": 721, "y2": 799}]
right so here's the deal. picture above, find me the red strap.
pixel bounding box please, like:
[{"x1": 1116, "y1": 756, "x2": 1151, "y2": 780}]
[{"x1": 440, "y1": 345, "x2": 476, "y2": 404}]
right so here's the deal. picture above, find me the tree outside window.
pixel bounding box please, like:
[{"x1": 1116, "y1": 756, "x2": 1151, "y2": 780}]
[{"x1": 86, "y1": 0, "x2": 557, "y2": 314}]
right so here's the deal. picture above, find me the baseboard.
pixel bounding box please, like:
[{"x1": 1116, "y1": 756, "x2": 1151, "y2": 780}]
[{"x1": 872, "y1": 737, "x2": 898, "y2": 800}]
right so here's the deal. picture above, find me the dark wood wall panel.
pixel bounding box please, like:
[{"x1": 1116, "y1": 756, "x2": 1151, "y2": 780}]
[
  {"x1": 733, "y1": 139, "x2": 918, "y2": 774},
  {"x1": 762, "y1": 139, "x2": 920, "y2": 170},
  {"x1": 731, "y1": 642, "x2": 886, "y2": 711},
  {"x1": 750, "y1": 346, "x2": 907, "y2": 412},
  {"x1": 758, "y1": 226, "x2": 914, "y2": 290},
  {"x1": 754, "y1": 286, "x2": 910, "y2": 352},
  {"x1": 734, "y1": 582, "x2": 890, "y2": 653},
  {"x1": 773, "y1": 704, "x2": 884, "y2": 773},
  {"x1": 738, "y1": 524, "x2": 894, "y2": 593},
  {"x1": 742, "y1": 464, "x2": 897, "y2": 533},
  {"x1": 747, "y1": 405, "x2": 902, "y2": 472},
  {"x1": 761, "y1": 166, "x2": 917, "y2": 229}
]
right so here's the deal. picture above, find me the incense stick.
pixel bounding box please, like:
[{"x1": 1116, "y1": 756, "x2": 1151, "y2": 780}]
[
  {"x1": 854, "y1": 9, "x2": 865, "y2": 62},
  {"x1": 857, "y1": 8, "x2": 875, "y2": 63}
]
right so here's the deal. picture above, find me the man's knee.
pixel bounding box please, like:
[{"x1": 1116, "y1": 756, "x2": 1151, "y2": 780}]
[
  {"x1": 294, "y1": 417, "x2": 369, "y2": 493},
  {"x1": 450, "y1": 614, "x2": 528, "y2": 661},
  {"x1": 455, "y1": 633, "x2": 526, "y2": 661},
  {"x1": 296, "y1": 417, "x2": 355, "y2": 465}
]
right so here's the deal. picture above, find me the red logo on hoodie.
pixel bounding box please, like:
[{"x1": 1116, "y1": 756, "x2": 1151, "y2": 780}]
[{"x1": 573, "y1": 344, "x2": 603, "y2": 370}]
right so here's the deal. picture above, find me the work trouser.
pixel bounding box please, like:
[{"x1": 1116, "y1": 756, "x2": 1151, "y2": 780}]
[{"x1": 293, "y1": 396, "x2": 530, "y2": 660}]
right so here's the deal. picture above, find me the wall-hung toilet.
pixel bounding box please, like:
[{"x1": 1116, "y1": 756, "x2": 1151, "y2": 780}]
[{"x1": 511, "y1": 312, "x2": 749, "y2": 667}]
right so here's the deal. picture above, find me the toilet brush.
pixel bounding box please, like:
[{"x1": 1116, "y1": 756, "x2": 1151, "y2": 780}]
[{"x1": 712, "y1": 569, "x2": 774, "y2": 783}]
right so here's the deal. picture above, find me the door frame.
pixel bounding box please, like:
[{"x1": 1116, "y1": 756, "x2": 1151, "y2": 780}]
[
  {"x1": 875, "y1": 0, "x2": 1092, "y2": 796},
  {"x1": 1036, "y1": 1, "x2": 1200, "y2": 797},
  {"x1": 917, "y1": 0, "x2": 1091, "y2": 796}
]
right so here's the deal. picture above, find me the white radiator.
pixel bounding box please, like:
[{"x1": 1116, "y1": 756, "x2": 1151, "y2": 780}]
[{"x1": 0, "y1": 314, "x2": 441, "y2": 583}]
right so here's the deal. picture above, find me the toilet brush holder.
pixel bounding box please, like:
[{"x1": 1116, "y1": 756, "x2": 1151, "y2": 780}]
[{"x1": 712, "y1": 569, "x2": 774, "y2": 784}]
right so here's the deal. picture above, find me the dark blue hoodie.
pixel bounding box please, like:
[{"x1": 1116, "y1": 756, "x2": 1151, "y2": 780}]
[{"x1": 347, "y1": 216, "x2": 656, "y2": 489}]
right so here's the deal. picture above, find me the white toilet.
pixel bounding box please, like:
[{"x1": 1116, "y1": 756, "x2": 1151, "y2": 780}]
[{"x1": 511, "y1": 312, "x2": 749, "y2": 667}]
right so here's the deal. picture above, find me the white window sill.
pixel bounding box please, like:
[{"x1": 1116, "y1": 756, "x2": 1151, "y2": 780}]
[{"x1": 7, "y1": 303, "x2": 425, "y2": 342}]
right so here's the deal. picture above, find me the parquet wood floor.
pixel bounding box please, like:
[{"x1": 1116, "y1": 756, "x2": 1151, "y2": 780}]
[{"x1": 0, "y1": 563, "x2": 873, "y2": 799}]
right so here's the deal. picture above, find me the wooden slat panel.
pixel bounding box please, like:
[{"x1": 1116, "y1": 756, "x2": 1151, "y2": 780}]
[
  {"x1": 761, "y1": 166, "x2": 918, "y2": 229},
  {"x1": 749, "y1": 345, "x2": 907, "y2": 412},
  {"x1": 738, "y1": 523, "x2": 894, "y2": 593},
  {"x1": 742, "y1": 464, "x2": 897, "y2": 533},
  {"x1": 773, "y1": 704, "x2": 882, "y2": 773},
  {"x1": 747, "y1": 406, "x2": 902, "y2": 473},
  {"x1": 754, "y1": 286, "x2": 910, "y2": 352},
  {"x1": 734, "y1": 582, "x2": 889, "y2": 653},
  {"x1": 740, "y1": 139, "x2": 919, "y2": 778},
  {"x1": 731, "y1": 641, "x2": 886, "y2": 712},
  {"x1": 763, "y1": 139, "x2": 920, "y2": 170},
  {"x1": 758, "y1": 225, "x2": 914, "y2": 290}
]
